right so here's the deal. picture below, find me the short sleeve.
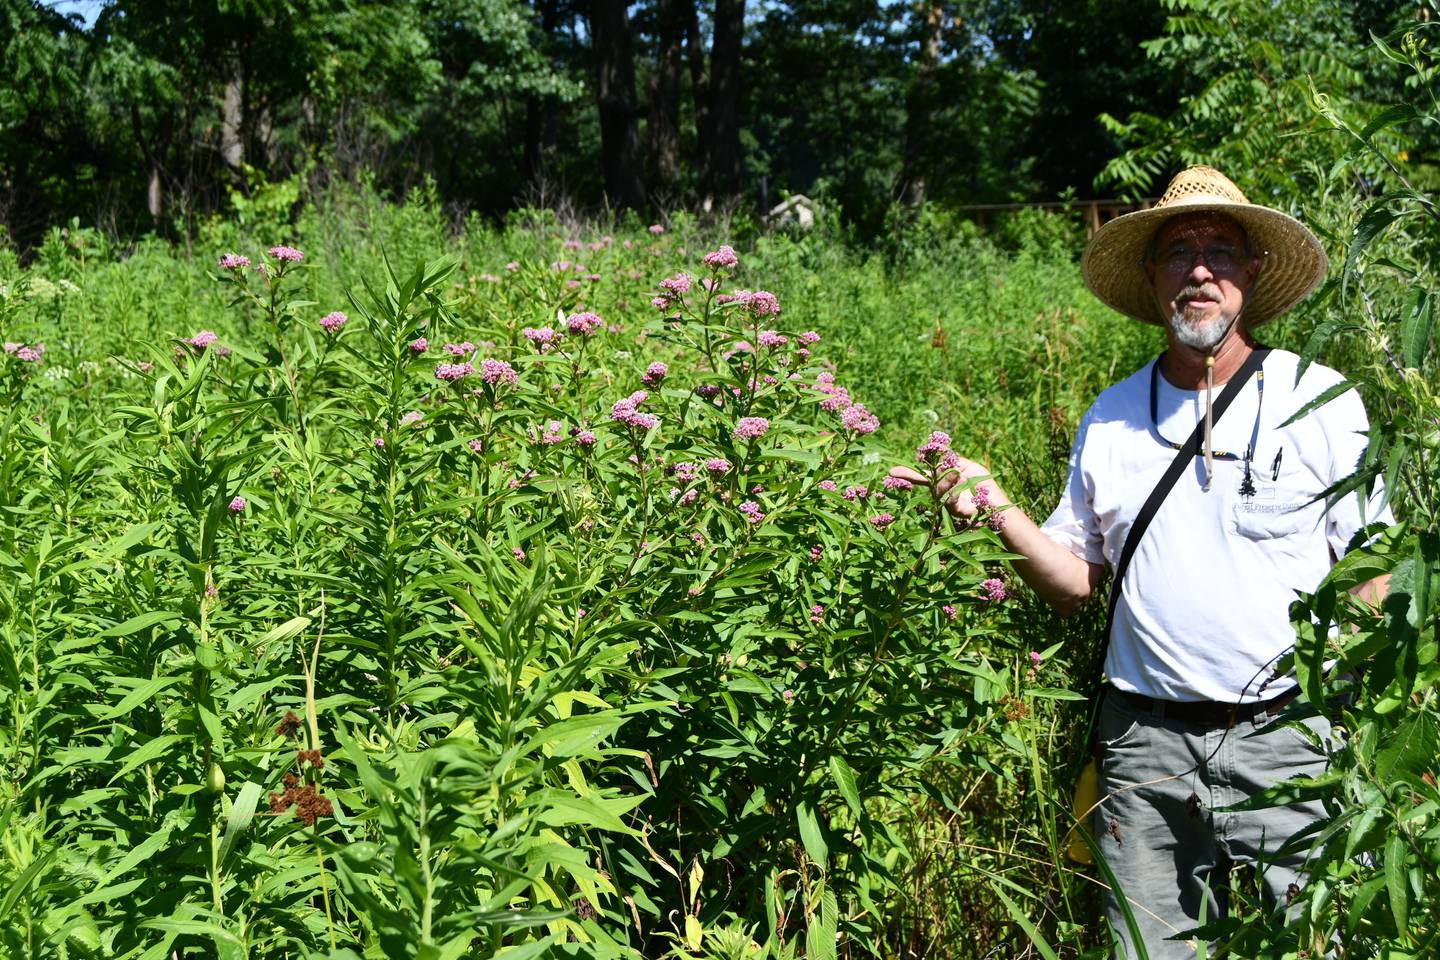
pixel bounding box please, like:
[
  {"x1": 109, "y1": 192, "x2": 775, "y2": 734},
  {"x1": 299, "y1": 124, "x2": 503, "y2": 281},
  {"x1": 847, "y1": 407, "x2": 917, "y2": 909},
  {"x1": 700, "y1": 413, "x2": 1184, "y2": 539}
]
[
  {"x1": 1041, "y1": 407, "x2": 1107, "y2": 566},
  {"x1": 1321, "y1": 387, "x2": 1395, "y2": 558}
]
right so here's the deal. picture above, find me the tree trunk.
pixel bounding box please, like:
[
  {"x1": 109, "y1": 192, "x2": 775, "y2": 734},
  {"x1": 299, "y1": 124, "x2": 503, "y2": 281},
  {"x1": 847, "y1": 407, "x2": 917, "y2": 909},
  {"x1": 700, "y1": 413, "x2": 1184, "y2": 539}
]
[
  {"x1": 524, "y1": 0, "x2": 563, "y2": 187},
  {"x1": 900, "y1": 2, "x2": 945, "y2": 207},
  {"x1": 648, "y1": 0, "x2": 685, "y2": 192},
  {"x1": 683, "y1": 0, "x2": 709, "y2": 178},
  {"x1": 587, "y1": 0, "x2": 646, "y2": 211},
  {"x1": 702, "y1": 0, "x2": 745, "y2": 203},
  {"x1": 222, "y1": 67, "x2": 244, "y2": 171}
]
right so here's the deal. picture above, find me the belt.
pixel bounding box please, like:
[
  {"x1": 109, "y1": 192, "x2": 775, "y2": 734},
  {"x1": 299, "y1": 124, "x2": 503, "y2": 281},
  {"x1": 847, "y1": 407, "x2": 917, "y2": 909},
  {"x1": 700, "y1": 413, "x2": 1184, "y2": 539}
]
[{"x1": 1107, "y1": 684, "x2": 1301, "y2": 728}]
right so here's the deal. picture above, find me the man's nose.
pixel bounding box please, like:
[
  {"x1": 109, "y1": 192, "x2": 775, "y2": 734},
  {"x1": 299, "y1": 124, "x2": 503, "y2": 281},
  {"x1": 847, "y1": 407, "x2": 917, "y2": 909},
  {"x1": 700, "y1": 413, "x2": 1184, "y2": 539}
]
[{"x1": 1187, "y1": 258, "x2": 1216, "y2": 283}]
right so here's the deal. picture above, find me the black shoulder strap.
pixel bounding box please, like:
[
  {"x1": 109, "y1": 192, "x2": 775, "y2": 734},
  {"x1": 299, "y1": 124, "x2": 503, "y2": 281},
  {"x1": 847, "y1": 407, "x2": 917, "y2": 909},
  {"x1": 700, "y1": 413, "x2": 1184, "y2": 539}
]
[{"x1": 1090, "y1": 346, "x2": 1272, "y2": 700}]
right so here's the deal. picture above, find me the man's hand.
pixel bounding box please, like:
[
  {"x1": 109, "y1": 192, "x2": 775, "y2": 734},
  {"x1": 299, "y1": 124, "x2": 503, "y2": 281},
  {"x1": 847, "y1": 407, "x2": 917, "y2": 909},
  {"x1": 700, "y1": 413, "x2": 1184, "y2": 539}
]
[
  {"x1": 888, "y1": 456, "x2": 1103, "y2": 617},
  {"x1": 887, "y1": 458, "x2": 1009, "y2": 521}
]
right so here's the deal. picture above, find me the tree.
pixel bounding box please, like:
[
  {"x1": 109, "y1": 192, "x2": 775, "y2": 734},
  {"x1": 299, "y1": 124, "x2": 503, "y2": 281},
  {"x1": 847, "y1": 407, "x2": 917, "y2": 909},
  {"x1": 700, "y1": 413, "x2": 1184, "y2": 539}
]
[{"x1": 587, "y1": 0, "x2": 648, "y2": 210}]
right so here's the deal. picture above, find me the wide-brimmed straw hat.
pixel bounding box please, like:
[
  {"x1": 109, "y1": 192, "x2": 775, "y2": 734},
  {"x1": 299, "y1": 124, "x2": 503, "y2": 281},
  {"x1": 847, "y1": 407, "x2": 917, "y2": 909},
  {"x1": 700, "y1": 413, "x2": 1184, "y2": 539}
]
[{"x1": 1081, "y1": 165, "x2": 1328, "y2": 326}]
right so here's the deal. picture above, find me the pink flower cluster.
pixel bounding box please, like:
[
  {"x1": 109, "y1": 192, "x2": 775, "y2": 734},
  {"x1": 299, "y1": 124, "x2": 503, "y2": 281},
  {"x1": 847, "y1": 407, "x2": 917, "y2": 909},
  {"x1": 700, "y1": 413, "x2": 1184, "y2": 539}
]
[
  {"x1": 705, "y1": 458, "x2": 731, "y2": 474},
  {"x1": 648, "y1": 224, "x2": 665, "y2": 235},
  {"x1": 575, "y1": 430, "x2": 597, "y2": 447},
  {"x1": 814, "y1": 372, "x2": 852, "y2": 412},
  {"x1": 4, "y1": 342, "x2": 43, "y2": 363},
  {"x1": 435, "y1": 362, "x2": 474, "y2": 381},
  {"x1": 409, "y1": 337, "x2": 429, "y2": 353},
  {"x1": 732, "y1": 417, "x2": 770, "y2": 441},
  {"x1": 882, "y1": 475, "x2": 913, "y2": 491},
  {"x1": 218, "y1": 253, "x2": 250, "y2": 270},
  {"x1": 445, "y1": 341, "x2": 475, "y2": 355},
  {"x1": 479, "y1": 358, "x2": 518, "y2": 387},
  {"x1": 735, "y1": 290, "x2": 780, "y2": 317},
  {"x1": 703, "y1": 245, "x2": 739, "y2": 269},
  {"x1": 869, "y1": 512, "x2": 895, "y2": 530},
  {"x1": 757, "y1": 330, "x2": 788, "y2": 349},
  {"x1": 916, "y1": 431, "x2": 960, "y2": 471},
  {"x1": 228, "y1": 496, "x2": 246, "y2": 513},
  {"x1": 268, "y1": 245, "x2": 304, "y2": 262},
  {"x1": 611, "y1": 390, "x2": 658, "y2": 430},
  {"x1": 567, "y1": 312, "x2": 603, "y2": 336},
  {"x1": 400, "y1": 411, "x2": 424, "y2": 427},
  {"x1": 536, "y1": 420, "x2": 564, "y2": 444},
  {"x1": 840, "y1": 403, "x2": 879, "y2": 434},
  {"x1": 672, "y1": 462, "x2": 700, "y2": 481},
  {"x1": 641, "y1": 362, "x2": 668, "y2": 387},
  {"x1": 188, "y1": 330, "x2": 218, "y2": 350},
  {"x1": 798, "y1": 331, "x2": 821, "y2": 345},
  {"x1": 319, "y1": 311, "x2": 347, "y2": 333},
  {"x1": 980, "y1": 578, "x2": 1009, "y2": 602},
  {"x1": 809, "y1": 603, "x2": 824, "y2": 624},
  {"x1": 738, "y1": 500, "x2": 765, "y2": 524},
  {"x1": 522, "y1": 326, "x2": 559, "y2": 351}
]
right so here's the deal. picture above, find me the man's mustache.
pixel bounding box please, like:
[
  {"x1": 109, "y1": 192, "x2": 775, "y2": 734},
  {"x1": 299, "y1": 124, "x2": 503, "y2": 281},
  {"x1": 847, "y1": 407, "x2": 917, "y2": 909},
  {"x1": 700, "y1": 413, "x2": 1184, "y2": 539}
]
[{"x1": 1177, "y1": 283, "x2": 1222, "y2": 305}]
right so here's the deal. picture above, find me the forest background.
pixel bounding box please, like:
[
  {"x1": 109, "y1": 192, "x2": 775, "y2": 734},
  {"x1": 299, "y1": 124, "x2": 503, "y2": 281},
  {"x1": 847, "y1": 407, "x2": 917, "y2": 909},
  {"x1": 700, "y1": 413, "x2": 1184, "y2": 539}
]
[{"x1": 5, "y1": 0, "x2": 1439, "y2": 246}]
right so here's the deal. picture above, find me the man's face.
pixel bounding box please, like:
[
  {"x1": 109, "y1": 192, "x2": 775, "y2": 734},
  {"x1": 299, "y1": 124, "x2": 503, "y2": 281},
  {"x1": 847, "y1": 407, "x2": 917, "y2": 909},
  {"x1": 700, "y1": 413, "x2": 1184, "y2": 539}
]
[{"x1": 1145, "y1": 213, "x2": 1260, "y2": 352}]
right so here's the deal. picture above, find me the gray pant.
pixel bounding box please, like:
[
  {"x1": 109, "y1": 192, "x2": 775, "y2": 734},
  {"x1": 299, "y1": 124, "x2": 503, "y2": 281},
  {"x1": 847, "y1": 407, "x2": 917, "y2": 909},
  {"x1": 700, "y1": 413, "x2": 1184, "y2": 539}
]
[{"x1": 1091, "y1": 690, "x2": 1332, "y2": 959}]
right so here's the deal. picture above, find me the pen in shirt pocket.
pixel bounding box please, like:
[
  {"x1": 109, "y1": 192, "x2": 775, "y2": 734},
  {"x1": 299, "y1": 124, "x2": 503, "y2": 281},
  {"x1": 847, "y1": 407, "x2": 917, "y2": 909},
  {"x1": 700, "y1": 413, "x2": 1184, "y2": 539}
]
[{"x1": 1271, "y1": 447, "x2": 1283, "y2": 481}]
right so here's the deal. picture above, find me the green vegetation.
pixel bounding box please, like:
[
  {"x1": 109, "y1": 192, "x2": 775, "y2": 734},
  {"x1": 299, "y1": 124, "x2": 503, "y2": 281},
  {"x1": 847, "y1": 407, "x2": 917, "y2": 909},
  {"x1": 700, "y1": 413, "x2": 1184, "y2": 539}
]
[{"x1": 0, "y1": 5, "x2": 1436, "y2": 960}]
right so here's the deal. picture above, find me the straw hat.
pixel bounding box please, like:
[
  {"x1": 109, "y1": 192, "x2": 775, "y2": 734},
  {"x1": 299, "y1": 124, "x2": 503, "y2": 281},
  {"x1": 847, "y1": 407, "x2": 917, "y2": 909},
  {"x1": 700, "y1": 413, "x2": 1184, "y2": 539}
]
[{"x1": 1081, "y1": 166, "x2": 1328, "y2": 326}]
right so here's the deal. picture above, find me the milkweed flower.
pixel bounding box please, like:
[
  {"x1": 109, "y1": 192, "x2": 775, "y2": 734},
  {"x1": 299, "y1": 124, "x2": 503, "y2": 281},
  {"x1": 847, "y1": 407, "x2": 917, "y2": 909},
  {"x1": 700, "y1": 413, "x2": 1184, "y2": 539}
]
[
  {"x1": 757, "y1": 330, "x2": 788, "y2": 349},
  {"x1": 319, "y1": 311, "x2": 347, "y2": 333},
  {"x1": 641, "y1": 361, "x2": 668, "y2": 387},
  {"x1": 522, "y1": 326, "x2": 560, "y2": 351},
  {"x1": 409, "y1": 337, "x2": 429, "y2": 353},
  {"x1": 648, "y1": 223, "x2": 665, "y2": 235},
  {"x1": 840, "y1": 403, "x2": 879, "y2": 434},
  {"x1": 882, "y1": 476, "x2": 913, "y2": 491},
  {"x1": 869, "y1": 512, "x2": 896, "y2": 530},
  {"x1": 435, "y1": 362, "x2": 473, "y2": 381},
  {"x1": 798, "y1": 331, "x2": 821, "y2": 345},
  {"x1": 817, "y1": 480, "x2": 837, "y2": 492},
  {"x1": 567, "y1": 312, "x2": 603, "y2": 336},
  {"x1": 400, "y1": 410, "x2": 424, "y2": 427},
  {"x1": 980, "y1": 578, "x2": 1009, "y2": 602},
  {"x1": 659, "y1": 273, "x2": 692, "y2": 297},
  {"x1": 809, "y1": 604, "x2": 824, "y2": 624},
  {"x1": 738, "y1": 500, "x2": 765, "y2": 524},
  {"x1": 13, "y1": 345, "x2": 43, "y2": 362},
  {"x1": 218, "y1": 253, "x2": 250, "y2": 270},
  {"x1": 188, "y1": 330, "x2": 218, "y2": 350},
  {"x1": 703, "y1": 244, "x2": 739, "y2": 269},
  {"x1": 843, "y1": 485, "x2": 868, "y2": 501},
  {"x1": 268, "y1": 245, "x2": 304, "y2": 262},
  {"x1": 575, "y1": 430, "x2": 597, "y2": 448},
  {"x1": 739, "y1": 290, "x2": 780, "y2": 317},
  {"x1": 373, "y1": 437, "x2": 385, "y2": 447},
  {"x1": 467, "y1": 438, "x2": 483, "y2": 453},
  {"x1": 478, "y1": 359, "x2": 518, "y2": 387},
  {"x1": 704, "y1": 458, "x2": 730, "y2": 474},
  {"x1": 732, "y1": 417, "x2": 769, "y2": 441},
  {"x1": 943, "y1": 604, "x2": 958, "y2": 621},
  {"x1": 611, "y1": 391, "x2": 658, "y2": 430},
  {"x1": 917, "y1": 431, "x2": 952, "y2": 464},
  {"x1": 809, "y1": 545, "x2": 823, "y2": 561},
  {"x1": 229, "y1": 496, "x2": 246, "y2": 513},
  {"x1": 672, "y1": 462, "x2": 700, "y2": 481},
  {"x1": 445, "y1": 341, "x2": 475, "y2": 355},
  {"x1": 538, "y1": 420, "x2": 564, "y2": 444}
]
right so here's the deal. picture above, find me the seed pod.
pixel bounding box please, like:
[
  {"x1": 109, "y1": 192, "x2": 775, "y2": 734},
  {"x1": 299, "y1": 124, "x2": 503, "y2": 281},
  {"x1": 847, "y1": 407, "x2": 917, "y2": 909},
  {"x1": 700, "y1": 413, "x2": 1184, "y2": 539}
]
[{"x1": 207, "y1": 761, "x2": 226, "y2": 794}]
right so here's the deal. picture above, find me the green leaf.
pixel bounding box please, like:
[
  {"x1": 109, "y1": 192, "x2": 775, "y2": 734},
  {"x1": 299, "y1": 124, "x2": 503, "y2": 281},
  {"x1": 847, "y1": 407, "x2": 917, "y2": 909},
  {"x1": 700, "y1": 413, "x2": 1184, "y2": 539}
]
[
  {"x1": 795, "y1": 802, "x2": 828, "y2": 867},
  {"x1": 1344, "y1": 201, "x2": 1401, "y2": 293},
  {"x1": 994, "y1": 889, "x2": 1058, "y2": 960},
  {"x1": 100, "y1": 611, "x2": 182, "y2": 637},
  {"x1": 1375, "y1": 714, "x2": 1439, "y2": 785},
  {"x1": 111, "y1": 734, "x2": 184, "y2": 782},
  {"x1": 1400, "y1": 288, "x2": 1433, "y2": 370},
  {"x1": 217, "y1": 782, "x2": 264, "y2": 872},
  {"x1": 828, "y1": 755, "x2": 862, "y2": 818},
  {"x1": 1279, "y1": 379, "x2": 1356, "y2": 428},
  {"x1": 1385, "y1": 831, "x2": 1409, "y2": 929}
]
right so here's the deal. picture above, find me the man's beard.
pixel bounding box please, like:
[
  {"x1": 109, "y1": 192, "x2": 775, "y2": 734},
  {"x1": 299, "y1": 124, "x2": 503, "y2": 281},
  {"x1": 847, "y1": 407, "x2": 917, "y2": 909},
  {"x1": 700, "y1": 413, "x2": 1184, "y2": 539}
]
[{"x1": 1166, "y1": 284, "x2": 1237, "y2": 352}]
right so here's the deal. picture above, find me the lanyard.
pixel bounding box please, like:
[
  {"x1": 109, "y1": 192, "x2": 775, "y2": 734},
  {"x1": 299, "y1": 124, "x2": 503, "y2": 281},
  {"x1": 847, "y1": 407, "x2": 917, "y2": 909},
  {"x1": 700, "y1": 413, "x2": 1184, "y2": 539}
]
[{"x1": 1148, "y1": 355, "x2": 1264, "y2": 464}]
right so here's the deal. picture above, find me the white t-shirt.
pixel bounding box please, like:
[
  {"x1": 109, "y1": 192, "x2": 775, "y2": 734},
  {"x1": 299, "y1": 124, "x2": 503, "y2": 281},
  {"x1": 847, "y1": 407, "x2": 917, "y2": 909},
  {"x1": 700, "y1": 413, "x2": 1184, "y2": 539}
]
[{"x1": 1042, "y1": 348, "x2": 1393, "y2": 703}]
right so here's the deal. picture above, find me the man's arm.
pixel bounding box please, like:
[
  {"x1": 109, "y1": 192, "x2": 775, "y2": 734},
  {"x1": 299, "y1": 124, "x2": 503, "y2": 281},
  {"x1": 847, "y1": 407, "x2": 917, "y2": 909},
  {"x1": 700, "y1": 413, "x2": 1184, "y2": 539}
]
[{"x1": 889, "y1": 460, "x2": 1105, "y2": 617}]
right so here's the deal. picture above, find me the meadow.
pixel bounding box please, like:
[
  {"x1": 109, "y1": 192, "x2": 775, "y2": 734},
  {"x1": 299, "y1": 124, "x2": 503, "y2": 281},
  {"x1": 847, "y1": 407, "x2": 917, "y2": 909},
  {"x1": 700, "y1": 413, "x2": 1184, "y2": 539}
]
[{"x1": 0, "y1": 159, "x2": 1435, "y2": 959}]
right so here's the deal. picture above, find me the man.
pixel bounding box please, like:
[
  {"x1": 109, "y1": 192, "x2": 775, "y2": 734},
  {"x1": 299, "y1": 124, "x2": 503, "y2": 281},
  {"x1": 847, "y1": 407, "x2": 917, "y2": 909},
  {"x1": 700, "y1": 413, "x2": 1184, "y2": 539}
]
[{"x1": 890, "y1": 166, "x2": 1391, "y2": 957}]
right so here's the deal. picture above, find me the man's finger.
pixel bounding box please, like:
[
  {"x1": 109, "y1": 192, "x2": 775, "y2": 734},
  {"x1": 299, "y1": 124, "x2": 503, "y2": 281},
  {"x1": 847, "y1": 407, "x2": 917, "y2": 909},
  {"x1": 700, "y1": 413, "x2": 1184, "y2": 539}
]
[{"x1": 888, "y1": 465, "x2": 929, "y2": 486}]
